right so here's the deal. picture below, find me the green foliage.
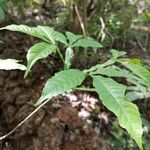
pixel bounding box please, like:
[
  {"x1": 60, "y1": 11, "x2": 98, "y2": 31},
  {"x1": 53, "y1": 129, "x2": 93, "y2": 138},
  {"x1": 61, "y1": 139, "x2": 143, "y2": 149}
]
[
  {"x1": 54, "y1": 31, "x2": 68, "y2": 45},
  {"x1": 84, "y1": 49, "x2": 126, "y2": 73},
  {"x1": 90, "y1": 65, "x2": 143, "y2": 85},
  {"x1": 90, "y1": 63, "x2": 148, "y2": 87},
  {"x1": 93, "y1": 76, "x2": 143, "y2": 149},
  {"x1": 126, "y1": 85, "x2": 150, "y2": 101},
  {"x1": 25, "y1": 42, "x2": 57, "y2": 78},
  {"x1": 119, "y1": 59, "x2": 150, "y2": 87},
  {"x1": 0, "y1": 0, "x2": 7, "y2": 21},
  {"x1": 65, "y1": 31, "x2": 103, "y2": 48},
  {"x1": 71, "y1": 37, "x2": 103, "y2": 48},
  {"x1": 1, "y1": 24, "x2": 150, "y2": 149},
  {"x1": 111, "y1": 49, "x2": 126, "y2": 59},
  {"x1": 64, "y1": 47, "x2": 74, "y2": 69},
  {"x1": 108, "y1": 121, "x2": 134, "y2": 150},
  {"x1": 35, "y1": 69, "x2": 85, "y2": 106},
  {"x1": 0, "y1": 25, "x2": 56, "y2": 43},
  {"x1": 0, "y1": 7, "x2": 5, "y2": 21},
  {"x1": 89, "y1": 49, "x2": 150, "y2": 105},
  {"x1": 66, "y1": 31, "x2": 83, "y2": 46},
  {"x1": 0, "y1": 59, "x2": 26, "y2": 70}
]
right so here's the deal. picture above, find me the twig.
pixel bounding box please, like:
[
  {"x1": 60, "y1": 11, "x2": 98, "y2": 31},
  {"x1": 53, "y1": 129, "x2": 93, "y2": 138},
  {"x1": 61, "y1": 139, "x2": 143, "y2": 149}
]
[
  {"x1": 144, "y1": 33, "x2": 149, "y2": 51},
  {"x1": 97, "y1": 17, "x2": 106, "y2": 42},
  {"x1": 136, "y1": 37, "x2": 146, "y2": 52},
  {"x1": 62, "y1": 0, "x2": 67, "y2": 6},
  {"x1": 131, "y1": 24, "x2": 150, "y2": 32},
  {"x1": 0, "y1": 98, "x2": 51, "y2": 141},
  {"x1": 75, "y1": 87, "x2": 96, "y2": 92},
  {"x1": 56, "y1": 47, "x2": 65, "y2": 65},
  {"x1": 74, "y1": 4, "x2": 86, "y2": 36}
]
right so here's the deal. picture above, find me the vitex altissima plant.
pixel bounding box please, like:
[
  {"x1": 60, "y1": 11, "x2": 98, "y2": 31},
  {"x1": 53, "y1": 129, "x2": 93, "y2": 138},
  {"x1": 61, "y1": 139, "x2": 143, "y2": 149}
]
[{"x1": 1, "y1": 24, "x2": 150, "y2": 149}]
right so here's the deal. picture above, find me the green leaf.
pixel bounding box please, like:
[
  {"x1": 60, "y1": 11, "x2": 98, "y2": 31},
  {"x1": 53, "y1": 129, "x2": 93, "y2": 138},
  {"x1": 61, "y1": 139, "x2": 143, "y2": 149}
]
[
  {"x1": 91, "y1": 66, "x2": 131, "y2": 77},
  {"x1": 35, "y1": 69, "x2": 85, "y2": 106},
  {"x1": 72, "y1": 37, "x2": 103, "y2": 48},
  {"x1": 0, "y1": 24, "x2": 68, "y2": 45},
  {"x1": 0, "y1": 7, "x2": 5, "y2": 21},
  {"x1": 84, "y1": 50, "x2": 125, "y2": 73},
  {"x1": 53, "y1": 31, "x2": 68, "y2": 45},
  {"x1": 0, "y1": 0, "x2": 8, "y2": 11},
  {"x1": 93, "y1": 76, "x2": 143, "y2": 149},
  {"x1": 119, "y1": 59, "x2": 150, "y2": 87},
  {"x1": 84, "y1": 59, "x2": 114, "y2": 73},
  {"x1": 125, "y1": 91, "x2": 144, "y2": 101},
  {"x1": 0, "y1": 24, "x2": 56, "y2": 43},
  {"x1": 37, "y1": 26, "x2": 56, "y2": 43},
  {"x1": 0, "y1": 59, "x2": 26, "y2": 70},
  {"x1": 64, "y1": 47, "x2": 74, "y2": 69},
  {"x1": 90, "y1": 66, "x2": 146, "y2": 85},
  {"x1": 111, "y1": 49, "x2": 126, "y2": 59},
  {"x1": 66, "y1": 31, "x2": 83, "y2": 46},
  {"x1": 126, "y1": 85, "x2": 150, "y2": 101},
  {"x1": 142, "y1": 118, "x2": 150, "y2": 128},
  {"x1": 24, "y1": 42, "x2": 56, "y2": 78}
]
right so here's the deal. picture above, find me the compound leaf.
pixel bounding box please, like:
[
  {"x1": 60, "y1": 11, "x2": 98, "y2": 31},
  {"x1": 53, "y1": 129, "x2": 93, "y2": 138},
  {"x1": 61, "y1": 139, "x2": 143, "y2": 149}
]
[
  {"x1": 24, "y1": 42, "x2": 56, "y2": 77},
  {"x1": 93, "y1": 76, "x2": 143, "y2": 149},
  {"x1": 36, "y1": 69, "x2": 85, "y2": 106},
  {"x1": 0, "y1": 59, "x2": 26, "y2": 70}
]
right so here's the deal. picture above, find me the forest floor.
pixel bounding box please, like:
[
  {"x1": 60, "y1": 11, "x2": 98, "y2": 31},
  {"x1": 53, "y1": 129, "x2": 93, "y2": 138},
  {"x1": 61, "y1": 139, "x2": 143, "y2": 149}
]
[{"x1": 0, "y1": 25, "x2": 150, "y2": 150}]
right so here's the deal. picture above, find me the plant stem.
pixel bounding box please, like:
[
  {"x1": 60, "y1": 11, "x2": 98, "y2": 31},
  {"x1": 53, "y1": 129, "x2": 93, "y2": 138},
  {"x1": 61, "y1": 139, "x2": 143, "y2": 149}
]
[
  {"x1": 0, "y1": 98, "x2": 51, "y2": 141},
  {"x1": 56, "y1": 47, "x2": 65, "y2": 67},
  {"x1": 75, "y1": 87, "x2": 96, "y2": 92},
  {"x1": 74, "y1": 4, "x2": 86, "y2": 36}
]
